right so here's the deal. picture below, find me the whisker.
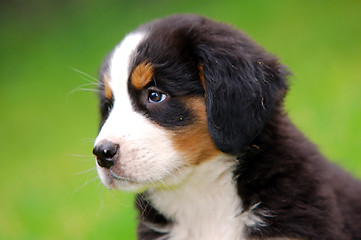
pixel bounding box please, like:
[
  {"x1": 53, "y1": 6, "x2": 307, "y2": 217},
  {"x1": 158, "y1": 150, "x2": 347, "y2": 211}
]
[
  {"x1": 175, "y1": 166, "x2": 184, "y2": 177},
  {"x1": 84, "y1": 175, "x2": 98, "y2": 185},
  {"x1": 73, "y1": 174, "x2": 99, "y2": 194},
  {"x1": 96, "y1": 186, "x2": 105, "y2": 216},
  {"x1": 69, "y1": 151, "x2": 95, "y2": 162},
  {"x1": 70, "y1": 154, "x2": 93, "y2": 158},
  {"x1": 136, "y1": 194, "x2": 151, "y2": 219},
  {"x1": 69, "y1": 66, "x2": 98, "y2": 83},
  {"x1": 157, "y1": 177, "x2": 171, "y2": 191},
  {"x1": 74, "y1": 167, "x2": 97, "y2": 175},
  {"x1": 75, "y1": 82, "x2": 100, "y2": 88},
  {"x1": 74, "y1": 75, "x2": 99, "y2": 86},
  {"x1": 147, "y1": 177, "x2": 167, "y2": 194},
  {"x1": 159, "y1": 164, "x2": 172, "y2": 177},
  {"x1": 162, "y1": 160, "x2": 184, "y2": 178},
  {"x1": 69, "y1": 87, "x2": 99, "y2": 95},
  {"x1": 78, "y1": 138, "x2": 96, "y2": 145},
  {"x1": 68, "y1": 66, "x2": 103, "y2": 95},
  {"x1": 109, "y1": 191, "x2": 131, "y2": 207}
]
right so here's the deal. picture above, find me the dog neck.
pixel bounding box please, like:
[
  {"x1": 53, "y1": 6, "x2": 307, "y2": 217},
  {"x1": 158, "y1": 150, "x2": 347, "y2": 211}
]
[{"x1": 144, "y1": 155, "x2": 260, "y2": 240}]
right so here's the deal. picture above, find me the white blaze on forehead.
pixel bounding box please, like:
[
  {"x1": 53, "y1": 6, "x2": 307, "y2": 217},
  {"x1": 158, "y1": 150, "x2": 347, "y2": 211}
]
[
  {"x1": 109, "y1": 31, "x2": 146, "y2": 105},
  {"x1": 95, "y1": 31, "x2": 147, "y2": 145}
]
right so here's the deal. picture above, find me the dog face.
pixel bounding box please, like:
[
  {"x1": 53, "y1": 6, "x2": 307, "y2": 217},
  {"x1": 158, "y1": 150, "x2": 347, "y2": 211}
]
[{"x1": 93, "y1": 14, "x2": 288, "y2": 191}]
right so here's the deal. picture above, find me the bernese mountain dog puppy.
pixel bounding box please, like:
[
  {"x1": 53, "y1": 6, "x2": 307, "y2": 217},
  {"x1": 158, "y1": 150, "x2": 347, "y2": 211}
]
[{"x1": 92, "y1": 14, "x2": 361, "y2": 240}]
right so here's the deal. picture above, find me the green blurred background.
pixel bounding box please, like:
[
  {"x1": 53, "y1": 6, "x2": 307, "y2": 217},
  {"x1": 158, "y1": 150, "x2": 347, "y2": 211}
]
[{"x1": 1, "y1": 0, "x2": 360, "y2": 239}]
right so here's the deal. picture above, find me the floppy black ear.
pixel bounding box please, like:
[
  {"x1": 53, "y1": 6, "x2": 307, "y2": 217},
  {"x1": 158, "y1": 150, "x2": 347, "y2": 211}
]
[{"x1": 193, "y1": 26, "x2": 289, "y2": 154}]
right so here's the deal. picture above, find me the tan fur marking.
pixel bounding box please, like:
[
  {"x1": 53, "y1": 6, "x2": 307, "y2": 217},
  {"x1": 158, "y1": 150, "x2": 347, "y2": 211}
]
[
  {"x1": 131, "y1": 62, "x2": 154, "y2": 90},
  {"x1": 198, "y1": 64, "x2": 206, "y2": 90},
  {"x1": 171, "y1": 97, "x2": 220, "y2": 165},
  {"x1": 103, "y1": 74, "x2": 112, "y2": 100}
]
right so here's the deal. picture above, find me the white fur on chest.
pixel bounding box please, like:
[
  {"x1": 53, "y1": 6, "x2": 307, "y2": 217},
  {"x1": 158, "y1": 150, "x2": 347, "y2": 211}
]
[{"x1": 147, "y1": 156, "x2": 260, "y2": 240}]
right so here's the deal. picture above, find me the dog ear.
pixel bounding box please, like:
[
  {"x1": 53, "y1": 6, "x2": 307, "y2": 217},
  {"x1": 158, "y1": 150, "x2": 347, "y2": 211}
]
[{"x1": 193, "y1": 30, "x2": 289, "y2": 154}]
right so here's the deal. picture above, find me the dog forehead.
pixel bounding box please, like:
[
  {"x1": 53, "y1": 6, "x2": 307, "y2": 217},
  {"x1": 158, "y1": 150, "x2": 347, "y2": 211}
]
[{"x1": 108, "y1": 31, "x2": 147, "y2": 97}]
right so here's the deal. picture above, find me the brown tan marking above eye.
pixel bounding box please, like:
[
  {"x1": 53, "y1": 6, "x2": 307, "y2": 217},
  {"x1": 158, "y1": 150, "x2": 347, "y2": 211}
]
[
  {"x1": 197, "y1": 64, "x2": 206, "y2": 90},
  {"x1": 131, "y1": 62, "x2": 154, "y2": 90},
  {"x1": 171, "y1": 97, "x2": 220, "y2": 165},
  {"x1": 103, "y1": 74, "x2": 113, "y2": 100}
]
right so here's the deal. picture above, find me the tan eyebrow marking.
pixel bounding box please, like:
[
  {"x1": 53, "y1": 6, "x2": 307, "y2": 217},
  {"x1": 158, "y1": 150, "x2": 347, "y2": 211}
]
[
  {"x1": 198, "y1": 64, "x2": 206, "y2": 89},
  {"x1": 131, "y1": 62, "x2": 154, "y2": 90},
  {"x1": 103, "y1": 74, "x2": 112, "y2": 100}
]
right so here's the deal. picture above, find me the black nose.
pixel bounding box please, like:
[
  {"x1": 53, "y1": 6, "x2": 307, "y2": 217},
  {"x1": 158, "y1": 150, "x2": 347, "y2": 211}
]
[{"x1": 93, "y1": 140, "x2": 119, "y2": 168}]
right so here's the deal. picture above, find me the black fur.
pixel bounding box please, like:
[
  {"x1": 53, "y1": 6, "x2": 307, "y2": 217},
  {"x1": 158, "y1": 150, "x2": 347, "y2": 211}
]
[
  {"x1": 136, "y1": 194, "x2": 171, "y2": 240},
  {"x1": 237, "y1": 113, "x2": 361, "y2": 239},
  {"x1": 97, "y1": 14, "x2": 361, "y2": 240},
  {"x1": 135, "y1": 14, "x2": 289, "y2": 154},
  {"x1": 127, "y1": 23, "x2": 205, "y2": 129},
  {"x1": 188, "y1": 21, "x2": 289, "y2": 154}
]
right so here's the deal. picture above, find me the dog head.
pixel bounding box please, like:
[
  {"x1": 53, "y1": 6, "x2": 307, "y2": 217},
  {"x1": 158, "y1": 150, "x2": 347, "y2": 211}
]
[{"x1": 93, "y1": 14, "x2": 288, "y2": 191}]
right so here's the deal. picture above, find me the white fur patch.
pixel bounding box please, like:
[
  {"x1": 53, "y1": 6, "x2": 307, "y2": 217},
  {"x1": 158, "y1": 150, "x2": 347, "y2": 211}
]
[{"x1": 147, "y1": 156, "x2": 266, "y2": 240}]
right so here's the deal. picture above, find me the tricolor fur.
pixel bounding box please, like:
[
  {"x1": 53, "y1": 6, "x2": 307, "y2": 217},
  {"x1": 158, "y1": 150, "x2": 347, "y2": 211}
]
[{"x1": 93, "y1": 14, "x2": 361, "y2": 240}]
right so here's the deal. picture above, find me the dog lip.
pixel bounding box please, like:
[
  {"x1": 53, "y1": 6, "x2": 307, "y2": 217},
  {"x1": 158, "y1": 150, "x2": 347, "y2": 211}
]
[{"x1": 109, "y1": 168, "x2": 139, "y2": 183}]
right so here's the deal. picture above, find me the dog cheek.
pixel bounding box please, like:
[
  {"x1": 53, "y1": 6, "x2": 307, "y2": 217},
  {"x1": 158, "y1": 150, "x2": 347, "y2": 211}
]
[{"x1": 170, "y1": 98, "x2": 221, "y2": 165}]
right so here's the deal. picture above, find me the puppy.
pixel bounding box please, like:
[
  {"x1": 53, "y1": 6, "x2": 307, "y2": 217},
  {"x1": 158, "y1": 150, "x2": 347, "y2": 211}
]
[{"x1": 93, "y1": 14, "x2": 361, "y2": 240}]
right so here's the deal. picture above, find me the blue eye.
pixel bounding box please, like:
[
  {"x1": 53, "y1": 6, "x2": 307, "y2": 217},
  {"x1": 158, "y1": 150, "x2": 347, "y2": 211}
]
[{"x1": 148, "y1": 91, "x2": 167, "y2": 103}]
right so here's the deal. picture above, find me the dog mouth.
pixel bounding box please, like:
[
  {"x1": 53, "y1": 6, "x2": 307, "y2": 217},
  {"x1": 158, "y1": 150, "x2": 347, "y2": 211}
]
[
  {"x1": 108, "y1": 168, "x2": 140, "y2": 183},
  {"x1": 97, "y1": 162, "x2": 189, "y2": 191}
]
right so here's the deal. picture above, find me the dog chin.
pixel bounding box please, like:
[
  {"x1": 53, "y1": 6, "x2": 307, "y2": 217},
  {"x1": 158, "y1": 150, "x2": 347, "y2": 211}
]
[
  {"x1": 96, "y1": 166, "x2": 143, "y2": 192},
  {"x1": 96, "y1": 165, "x2": 188, "y2": 192}
]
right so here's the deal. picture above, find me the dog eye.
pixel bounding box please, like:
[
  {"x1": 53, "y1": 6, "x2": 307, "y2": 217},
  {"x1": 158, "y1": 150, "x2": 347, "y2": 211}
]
[
  {"x1": 148, "y1": 91, "x2": 167, "y2": 103},
  {"x1": 106, "y1": 102, "x2": 112, "y2": 112},
  {"x1": 101, "y1": 99, "x2": 113, "y2": 116}
]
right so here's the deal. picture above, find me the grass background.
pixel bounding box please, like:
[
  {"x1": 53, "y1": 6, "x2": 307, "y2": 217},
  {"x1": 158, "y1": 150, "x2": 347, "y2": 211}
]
[{"x1": 0, "y1": 0, "x2": 360, "y2": 239}]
